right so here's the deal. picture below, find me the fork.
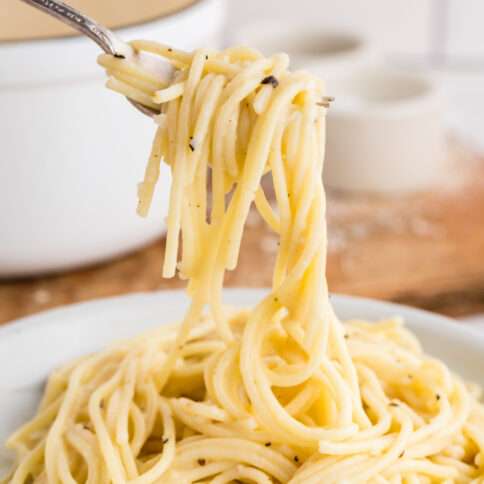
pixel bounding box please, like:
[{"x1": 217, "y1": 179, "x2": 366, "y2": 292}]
[{"x1": 19, "y1": 0, "x2": 169, "y2": 117}]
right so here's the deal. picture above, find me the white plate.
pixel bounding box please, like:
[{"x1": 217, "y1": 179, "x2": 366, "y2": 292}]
[{"x1": 1, "y1": 289, "x2": 484, "y2": 472}]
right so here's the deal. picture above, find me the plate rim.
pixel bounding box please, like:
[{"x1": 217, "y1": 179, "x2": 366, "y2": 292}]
[{"x1": 1, "y1": 288, "x2": 483, "y2": 343}]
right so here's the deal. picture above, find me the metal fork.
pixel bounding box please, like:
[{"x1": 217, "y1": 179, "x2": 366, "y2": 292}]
[{"x1": 19, "y1": 0, "x2": 164, "y2": 118}]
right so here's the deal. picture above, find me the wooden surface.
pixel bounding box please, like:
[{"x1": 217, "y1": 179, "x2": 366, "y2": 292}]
[{"x1": 1, "y1": 146, "x2": 484, "y2": 325}]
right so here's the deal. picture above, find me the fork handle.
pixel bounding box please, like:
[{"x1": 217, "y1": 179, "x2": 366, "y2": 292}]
[{"x1": 19, "y1": 0, "x2": 128, "y2": 56}]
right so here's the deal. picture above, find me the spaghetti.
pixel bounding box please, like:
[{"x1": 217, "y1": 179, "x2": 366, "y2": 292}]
[{"x1": 3, "y1": 43, "x2": 484, "y2": 483}]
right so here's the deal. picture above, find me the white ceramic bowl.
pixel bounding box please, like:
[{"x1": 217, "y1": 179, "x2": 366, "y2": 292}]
[
  {"x1": 1, "y1": 288, "x2": 483, "y2": 474},
  {"x1": 324, "y1": 67, "x2": 446, "y2": 193},
  {"x1": 0, "y1": 0, "x2": 225, "y2": 277}
]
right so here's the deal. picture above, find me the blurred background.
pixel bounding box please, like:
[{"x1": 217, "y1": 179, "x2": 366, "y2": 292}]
[{"x1": 1, "y1": 0, "x2": 483, "y2": 325}]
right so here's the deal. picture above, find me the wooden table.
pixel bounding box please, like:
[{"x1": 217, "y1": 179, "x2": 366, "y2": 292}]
[{"x1": 1, "y1": 146, "x2": 483, "y2": 325}]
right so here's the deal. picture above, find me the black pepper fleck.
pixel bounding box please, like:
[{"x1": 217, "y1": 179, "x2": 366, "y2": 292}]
[
  {"x1": 198, "y1": 458, "x2": 206, "y2": 466},
  {"x1": 188, "y1": 137, "x2": 195, "y2": 151},
  {"x1": 168, "y1": 48, "x2": 173, "y2": 52},
  {"x1": 294, "y1": 455, "x2": 299, "y2": 463},
  {"x1": 162, "y1": 437, "x2": 169, "y2": 444},
  {"x1": 113, "y1": 53, "x2": 125, "y2": 59},
  {"x1": 265, "y1": 442, "x2": 271, "y2": 447},
  {"x1": 389, "y1": 402, "x2": 399, "y2": 407},
  {"x1": 436, "y1": 394, "x2": 441, "y2": 401},
  {"x1": 261, "y1": 75, "x2": 279, "y2": 88},
  {"x1": 399, "y1": 450, "x2": 405, "y2": 458}
]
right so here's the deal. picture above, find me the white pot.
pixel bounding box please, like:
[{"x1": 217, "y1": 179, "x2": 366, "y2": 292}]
[{"x1": 0, "y1": 0, "x2": 225, "y2": 277}]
